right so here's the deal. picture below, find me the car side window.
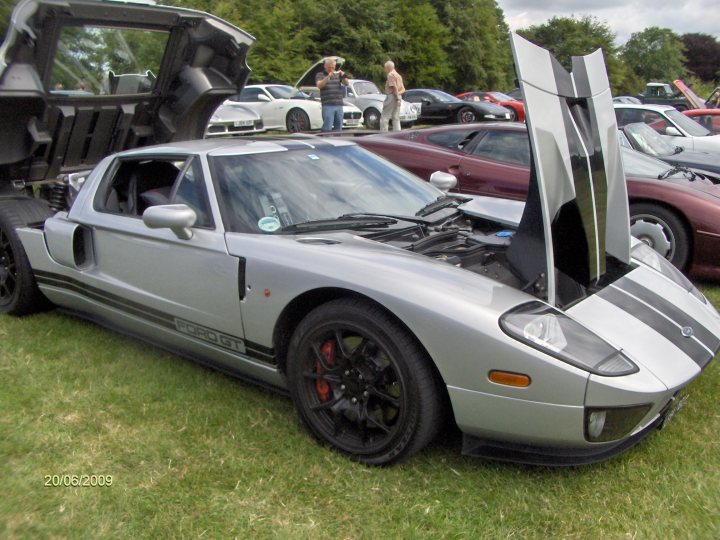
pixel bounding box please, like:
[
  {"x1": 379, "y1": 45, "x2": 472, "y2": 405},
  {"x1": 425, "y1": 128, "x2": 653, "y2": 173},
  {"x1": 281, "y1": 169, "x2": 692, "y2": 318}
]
[
  {"x1": 96, "y1": 157, "x2": 212, "y2": 228},
  {"x1": 427, "y1": 131, "x2": 477, "y2": 151},
  {"x1": 643, "y1": 112, "x2": 668, "y2": 134},
  {"x1": 404, "y1": 92, "x2": 423, "y2": 103},
  {"x1": 467, "y1": 131, "x2": 531, "y2": 166},
  {"x1": 170, "y1": 158, "x2": 214, "y2": 228},
  {"x1": 238, "y1": 88, "x2": 264, "y2": 102}
]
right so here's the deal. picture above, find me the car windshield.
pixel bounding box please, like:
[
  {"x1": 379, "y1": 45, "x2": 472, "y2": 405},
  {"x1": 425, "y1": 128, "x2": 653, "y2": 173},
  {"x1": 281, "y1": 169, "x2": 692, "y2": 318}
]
[
  {"x1": 354, "y1": 81, "x2": 381, "y2": 95},
  {"x1": 623, "y1": 123, "x2": 676, "y2": 156},
  {"x1": 209, "y1": 145, "x2": 441, "y2": 233},
  {"x1": 665, "y1": 108, "x2": 712, "y2": 137},
  {"x1": 620, "y1": 147, "x2": 693, "y2": 180},
  {"x1": 426, "y1": 90, "x2": 461, "y2": 103},
  {"x1": 489, "y1": 92, "x2": 514, "y2": 101},
  {"x1": 266, "y1": 85, "x2": 307, "y2": 100}
]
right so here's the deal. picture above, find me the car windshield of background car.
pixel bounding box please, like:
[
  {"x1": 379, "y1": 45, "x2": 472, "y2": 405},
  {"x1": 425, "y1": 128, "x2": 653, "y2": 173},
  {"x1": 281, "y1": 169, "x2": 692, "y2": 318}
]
[
  {"x1": 208, "y1": 145, "x2": 440, "y2": 233},
  {"x1": 665, "y1": 109, "x2": 712, "y2": 137},
  {"x1": 267, "y1": 85, "x2": 307, "y2": 100},
  {"x1": 624, "y1": 123, "x2": 677, "y2": 157},
  {"x1": 620, "y1": 148, "x2": 692, "y2": 180},
  {"x1": 489, "y1": 92, "x2": 515, "y2": 102},
  {"x1": 51, "y1": 25, "x2": 167, "y2": 95},
  {"x1": 354, "y1": 81, "x2": 381, "y2": 95},
  {"x1": 428, "y1": 90, "x2": 460, "y2": 103}
]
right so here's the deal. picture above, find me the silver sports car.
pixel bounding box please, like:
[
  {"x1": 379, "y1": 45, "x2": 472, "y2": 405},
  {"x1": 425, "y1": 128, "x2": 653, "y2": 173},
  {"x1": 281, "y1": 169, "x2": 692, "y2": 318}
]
[{"x1": 0, "y1": 1, "x2": 718, "y2": 465}]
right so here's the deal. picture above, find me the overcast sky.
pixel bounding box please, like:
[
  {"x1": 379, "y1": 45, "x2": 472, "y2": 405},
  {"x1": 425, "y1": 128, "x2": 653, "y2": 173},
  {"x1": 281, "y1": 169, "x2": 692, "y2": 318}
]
[{"x1": 497, "y1": 0, "x2": 720, "y2": 45}]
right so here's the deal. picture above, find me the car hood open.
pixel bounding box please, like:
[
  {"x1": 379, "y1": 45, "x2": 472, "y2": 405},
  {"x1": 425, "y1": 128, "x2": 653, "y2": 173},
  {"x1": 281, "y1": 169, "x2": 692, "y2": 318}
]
[
  {"x1": 0, "y1": 0, "x2": 253, "y2": 185},
  {"x1": 507, "y1": 34, "x2": 631, "y2": 307}
]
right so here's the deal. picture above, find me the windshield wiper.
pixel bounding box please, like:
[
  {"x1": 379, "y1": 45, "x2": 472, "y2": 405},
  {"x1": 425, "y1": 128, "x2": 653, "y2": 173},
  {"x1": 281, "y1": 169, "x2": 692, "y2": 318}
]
[
  {"x1": 415, "y1": 194, "x2": 471, "y2": 217},
  {"x1": 281, "y1": 215, "x2": 396, "y2": 233},
  {"x1": 658, "y1": 166, "x2": 697, "y2": 181}
]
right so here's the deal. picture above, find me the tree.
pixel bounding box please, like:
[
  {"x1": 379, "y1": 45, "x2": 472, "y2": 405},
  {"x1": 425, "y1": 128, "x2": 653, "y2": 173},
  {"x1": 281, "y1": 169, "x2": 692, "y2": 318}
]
[
  {"x1": 393, "y1": 0, "x2": 451, "y2": 88},
  {"x1": 621, "y1": 27, "x2": 686, "y2": 85},
  {"x1": 432, "y1": 0, "x2": 514, "y2": 91},
  {"x1": 518, "y1": 16, "x2": 628, "y2": 92},
  {"x1": 681, "y1": 33, "x2": 720, "y2": 82}
]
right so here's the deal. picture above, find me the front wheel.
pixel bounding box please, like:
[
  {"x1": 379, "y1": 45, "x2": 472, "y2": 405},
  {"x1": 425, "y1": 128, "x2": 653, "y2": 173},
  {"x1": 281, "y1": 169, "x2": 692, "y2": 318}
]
[
  {"x1": 630, "y1": 203, "x2": 690, "y2": 271},
  {"x1": 0, "y1": 201, "x2": 53, "y2": 315},
  {"x1": 287, "y1": 298, "x2": 444, "y2": 465},
  {"x1": 363, "y1": 107, "x2": 381, "y2": 130},
  {"x1": 457, "y1": 106, "x2": 476, "y2": 124},
  {"x1": 286, "y1": 108, "x2": 310, "y2": 132}
]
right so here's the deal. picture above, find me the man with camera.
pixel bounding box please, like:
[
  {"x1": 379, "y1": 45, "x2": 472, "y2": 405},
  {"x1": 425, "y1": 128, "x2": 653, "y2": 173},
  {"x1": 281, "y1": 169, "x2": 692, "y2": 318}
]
[{"x1": 316, "y1": 57, "x2": 349, "y2": 132}]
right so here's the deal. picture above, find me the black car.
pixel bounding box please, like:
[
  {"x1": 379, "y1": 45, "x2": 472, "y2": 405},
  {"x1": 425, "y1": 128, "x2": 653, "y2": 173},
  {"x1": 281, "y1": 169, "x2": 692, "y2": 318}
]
[
  {"x1": 619, "y1": 122, "x2": 720, "y2": 176},
  {"x1": 403, "y1": 89, "x2": 512, "y2": 124}
]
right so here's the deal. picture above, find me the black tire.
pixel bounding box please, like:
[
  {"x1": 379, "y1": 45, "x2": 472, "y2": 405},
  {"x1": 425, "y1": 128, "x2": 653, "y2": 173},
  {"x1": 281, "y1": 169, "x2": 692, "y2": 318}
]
[
  {"x1": 630, "y1": 203, "x2": 690, "y2": 271},
  {"x1": 507, "y1": 109, "x2": 517, "y2": 122},
  {"x1": 0, "y1": 200, "x2": 54, "y2": 315},
  {"x1": 287, "y1": 298, "x2": 444, "y2": 465},
  {"x1": 457, "y1": 106, "x2": 476, "y2": 124},
  {"x1": 363, "y1": 107, "x2": 381, "y2": 130},
  {"x1": 286, "y1": 108, "x2": 310, "y2": 133}
]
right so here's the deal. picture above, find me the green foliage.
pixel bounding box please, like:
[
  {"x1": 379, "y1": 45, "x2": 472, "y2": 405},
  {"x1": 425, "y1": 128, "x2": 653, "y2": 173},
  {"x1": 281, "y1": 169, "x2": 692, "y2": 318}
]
[
  {"x1": 1, "y1": 305, "x2": 719, "y2": 538},
  {"x1": 681, "y1": 33, "x2": 720, "y2": 83},
  {"x1": 621, "y1": 27, "x2": 687, "y2": 89},
  {"x1": 517, "y1": 16, "x2": 634, "y2": 94},
  {"x1": 433, "y1": 0, "x2": 514, "y2": 91}
]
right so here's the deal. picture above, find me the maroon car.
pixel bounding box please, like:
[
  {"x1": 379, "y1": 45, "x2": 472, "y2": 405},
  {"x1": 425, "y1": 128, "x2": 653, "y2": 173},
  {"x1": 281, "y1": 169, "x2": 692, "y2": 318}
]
[{"x1": 354, "y1": 123, "x2": 720, "y2": 280}]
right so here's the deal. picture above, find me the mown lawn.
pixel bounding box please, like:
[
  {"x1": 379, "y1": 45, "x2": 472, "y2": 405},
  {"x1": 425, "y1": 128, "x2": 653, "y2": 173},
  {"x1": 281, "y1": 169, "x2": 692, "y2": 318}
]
[{"x1": 1, "y1": 285, "x2": 719, "y2": 539}]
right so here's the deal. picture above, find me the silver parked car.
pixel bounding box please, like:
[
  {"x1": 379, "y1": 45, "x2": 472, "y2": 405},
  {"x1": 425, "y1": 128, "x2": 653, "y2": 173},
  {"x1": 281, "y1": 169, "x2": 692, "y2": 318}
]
[{"x1": 0, "y1": 2, "x2": 717, "y2": 466}]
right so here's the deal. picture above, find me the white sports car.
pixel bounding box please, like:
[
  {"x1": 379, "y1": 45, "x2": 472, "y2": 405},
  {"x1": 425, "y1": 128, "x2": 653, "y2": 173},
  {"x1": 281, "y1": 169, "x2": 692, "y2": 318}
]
[{"x1": 205, "y1": 103, "x2": 266, "y2": 137}]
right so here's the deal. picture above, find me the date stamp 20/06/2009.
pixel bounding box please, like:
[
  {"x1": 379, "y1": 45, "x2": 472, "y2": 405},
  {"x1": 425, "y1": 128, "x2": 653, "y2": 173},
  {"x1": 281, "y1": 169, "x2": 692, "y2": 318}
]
[{"x1": 44, "y1": 475, "x2": 113, "y2": 487}]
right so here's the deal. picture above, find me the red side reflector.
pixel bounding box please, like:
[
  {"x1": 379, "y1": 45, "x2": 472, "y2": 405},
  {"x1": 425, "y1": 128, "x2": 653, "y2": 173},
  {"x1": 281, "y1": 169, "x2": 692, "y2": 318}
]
[{"x1": 488, "y1": 370, "x2": 531, "y2": 387}]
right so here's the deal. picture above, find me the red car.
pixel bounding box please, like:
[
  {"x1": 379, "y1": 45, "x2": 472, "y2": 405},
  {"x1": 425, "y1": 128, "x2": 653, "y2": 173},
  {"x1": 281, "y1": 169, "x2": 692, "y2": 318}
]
[
  {"x1": 683, "y1": 109, "x2": 720, "y2": 135},
  {"x1": 354, "y1": 123, "x2": 720, "y2": 280},
  {"x1": 456, "y1": 91, "x2": 526, "y2": 122}
]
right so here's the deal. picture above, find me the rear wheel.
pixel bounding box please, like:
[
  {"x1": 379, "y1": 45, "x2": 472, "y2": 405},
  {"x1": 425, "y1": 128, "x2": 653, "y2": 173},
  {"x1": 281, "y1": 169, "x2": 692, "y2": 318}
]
[
  {"x1": 286, "y1": 108, "x2": 310, "y2": 132},
  {"x1": 364, "y1": 107, "x2": 381, "y2": 130},
  {"x1": 0, "y1": 200, "x2": 53, "y2": 315},
  {"x1": 630, "y1": 203, "x2": 690, "y2": 271},
  {"x1": 457, "y1": 106, "x2": 476, "y2": 124},
  {"x1": 287, "y1": 298, "x2": 444, "y2": 465}
]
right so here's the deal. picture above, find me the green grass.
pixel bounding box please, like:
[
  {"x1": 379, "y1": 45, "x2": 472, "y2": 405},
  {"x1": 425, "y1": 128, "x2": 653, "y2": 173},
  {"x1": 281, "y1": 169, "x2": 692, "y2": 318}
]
[{"x1": 1, "y1": 285, "x2": 719, "y2": 539}]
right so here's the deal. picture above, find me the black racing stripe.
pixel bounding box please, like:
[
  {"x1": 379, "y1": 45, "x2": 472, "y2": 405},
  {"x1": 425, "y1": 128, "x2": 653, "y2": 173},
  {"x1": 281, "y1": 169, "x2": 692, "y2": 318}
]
[
  {"x1": 34, "y1": 270, "x2": 276, "y2": 365},
  {"x1": 614, "y1": 277, "x2": 720, "y2": 356},
  {"x1": 35, "y1": 271, "x2": 175, "y2": 330},
  {"x1": 599, "y1": 286, "x2": 713, "y2": 368}
]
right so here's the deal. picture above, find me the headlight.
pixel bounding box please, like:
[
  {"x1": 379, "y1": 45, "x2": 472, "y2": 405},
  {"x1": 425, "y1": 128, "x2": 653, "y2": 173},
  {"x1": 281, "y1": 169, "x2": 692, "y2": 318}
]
[
  {"x1": 500, "y1": 302, "x2": 638, "y2": 376},
  {"x1": 631, "y1": 242, "x2": 706, "y2": 304},
  {"x1": 584, "y1": 404, "x2": 651, "y2": 442}
]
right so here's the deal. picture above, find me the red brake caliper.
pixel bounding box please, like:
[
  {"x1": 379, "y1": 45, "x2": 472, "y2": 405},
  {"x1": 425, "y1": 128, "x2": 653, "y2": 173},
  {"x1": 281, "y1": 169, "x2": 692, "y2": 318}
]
[{"x1": 315, "y1": 340, "x2": 336, "y2": 402}]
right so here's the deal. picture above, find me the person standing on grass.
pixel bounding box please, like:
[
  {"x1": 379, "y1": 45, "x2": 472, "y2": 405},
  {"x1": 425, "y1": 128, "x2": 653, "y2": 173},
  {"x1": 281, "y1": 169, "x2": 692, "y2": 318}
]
[
  {"x1": 380, "y1": 60, "x2": 405, "y2": 132},
  {"x1": 316, "y1": 57, "x2": 349, "y2": 132}
]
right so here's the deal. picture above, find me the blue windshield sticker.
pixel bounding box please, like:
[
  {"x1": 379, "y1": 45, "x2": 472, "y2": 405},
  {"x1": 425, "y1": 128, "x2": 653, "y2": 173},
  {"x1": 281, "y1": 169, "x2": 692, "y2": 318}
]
[{"x1": 258, "y1": 216, "x2": 282, "y2": 232}]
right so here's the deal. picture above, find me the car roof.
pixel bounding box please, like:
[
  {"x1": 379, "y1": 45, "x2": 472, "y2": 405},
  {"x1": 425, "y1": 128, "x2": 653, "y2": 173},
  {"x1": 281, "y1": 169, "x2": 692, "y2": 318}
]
[
  {"x1": 115, "y1": 136, "x2": 356, "y2": 158},
  {"x1": 613, "y1": 103, "x2": 676, "y2": 112}
]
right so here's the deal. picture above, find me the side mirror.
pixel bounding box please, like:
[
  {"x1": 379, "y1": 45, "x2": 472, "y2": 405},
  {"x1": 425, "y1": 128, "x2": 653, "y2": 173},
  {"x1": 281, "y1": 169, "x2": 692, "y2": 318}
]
[
  {"x1": 665, "y1": 126, "x2": 682, "y2": 137},
  {"x1": 429, "y1": 171, "x2": 457, "y2": 192},
  {"x1": 143, "y1": 204, "x2": 197, "y2": 240},
  {"x1": 257, "y1": 94, "x2": 271, "y2": 102},
  {"x1": 422, "y1": 98, "x2": 432, "y2": 105}
]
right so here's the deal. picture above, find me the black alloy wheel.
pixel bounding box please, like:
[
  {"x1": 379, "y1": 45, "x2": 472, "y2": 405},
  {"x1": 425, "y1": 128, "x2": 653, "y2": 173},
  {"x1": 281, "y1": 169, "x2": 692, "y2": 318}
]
[
  {"x1": 0, "y1": 202, "x2": 52, "y2": 315},
  {"x1": 287, "y1": 298, "x2": 443, "y2": 465}
]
